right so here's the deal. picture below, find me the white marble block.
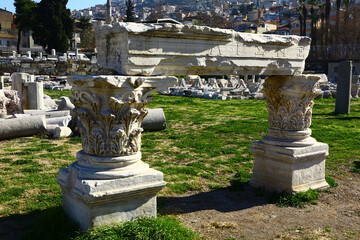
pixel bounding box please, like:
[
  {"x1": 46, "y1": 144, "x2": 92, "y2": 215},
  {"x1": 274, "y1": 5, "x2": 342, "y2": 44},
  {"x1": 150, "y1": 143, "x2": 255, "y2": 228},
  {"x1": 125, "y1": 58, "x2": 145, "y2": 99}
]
[
  {"x1": 57, "y1": 75, "x2": 177, "y2": 230},
  {"x1": 249, "y1": 74, "x2": 329, "y2": 192},
  {"x1": 95, "y1": 22, "x2": 311, "y2": 76}
]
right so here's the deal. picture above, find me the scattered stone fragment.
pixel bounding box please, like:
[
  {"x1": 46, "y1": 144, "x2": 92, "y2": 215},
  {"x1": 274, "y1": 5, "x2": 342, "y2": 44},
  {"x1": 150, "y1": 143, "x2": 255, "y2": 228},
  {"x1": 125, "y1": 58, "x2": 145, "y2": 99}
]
[
  {"x1": 142, "y1": 108, "x2": 167, "y2": 131},
  {"x1": 57, "y1": 96, "x2": 75, "y2": 111},
  {"x1": 0, "y1": 90, "x2": 23, "y2": 117},
  {"x1": 54, "y1": 126, "x2": 73, "y2": 138},
  {"x1": 45, "y1": 116, "x2": 72, "y2": 127},
  {"x1": 0, "y1": 115, "x2": 46, "y2": 140}
]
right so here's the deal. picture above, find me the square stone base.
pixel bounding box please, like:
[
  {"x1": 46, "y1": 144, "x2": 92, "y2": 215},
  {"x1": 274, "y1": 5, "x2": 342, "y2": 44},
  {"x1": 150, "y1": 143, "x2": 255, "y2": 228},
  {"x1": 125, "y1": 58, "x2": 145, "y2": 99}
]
[
  {"x1": 249, "y1": 141, "x2": 329, "y2": 192},
  {"x1": 58, "y1": 167, "x2": 166, "y2": 230}
]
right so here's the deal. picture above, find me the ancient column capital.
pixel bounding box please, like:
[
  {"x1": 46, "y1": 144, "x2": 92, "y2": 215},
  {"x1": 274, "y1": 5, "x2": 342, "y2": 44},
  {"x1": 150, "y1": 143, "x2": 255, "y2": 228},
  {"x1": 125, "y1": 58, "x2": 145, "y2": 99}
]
[
  {"x1": 69, "y1": 75, "x2": 177, "y2": 158},
  {"x1": 250, "y1": 74, "x2": 329, "y2": 192},
  {"x1": 262, "y1": 74, "x2": 326, "y2": 131},
  {"x1": 260, "y1": 74, "x2": 327, "y2": 147}
]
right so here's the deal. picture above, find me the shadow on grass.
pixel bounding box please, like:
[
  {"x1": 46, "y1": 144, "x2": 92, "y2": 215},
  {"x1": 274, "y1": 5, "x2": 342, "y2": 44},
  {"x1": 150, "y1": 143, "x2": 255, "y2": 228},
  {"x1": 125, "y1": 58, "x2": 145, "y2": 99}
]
[
  {"x1": 0, "y1": 206, "x2": 79, "y2": 240},
  {"x1": 158, "y1": 183, "x2": 268, "y2": 215}
]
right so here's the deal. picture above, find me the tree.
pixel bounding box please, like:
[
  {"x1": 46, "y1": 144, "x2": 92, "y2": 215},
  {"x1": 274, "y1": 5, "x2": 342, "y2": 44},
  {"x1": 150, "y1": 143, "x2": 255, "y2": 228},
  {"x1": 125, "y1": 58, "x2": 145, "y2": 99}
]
[
  {"x1": 14, "y1": 0, "x2": 37, "y2": 53},
  {"x1": 125, "y1": 0, "x2": 135, "y2": 22},
  {"x1": 301, "y1": 4, "x2": 308, "y2": 36},
  {"x1": 321, "y1": 0, "x2": 329, "y2": 57},
  {"x1": 75, "y1": 17, "x2": 92, "y2": 30},
  {"x1": 319, "y1": 4, "x2": 326, "y2": 58},
  {"x1": 76, "y1": 17, "x2": 95, "y2": 50},
  {"x1": 308, "y1": 1, "x2": 319, "y2": 57},
  {"x1": 146, "y1": 10, "x2": 163, "y2": 22},
  {"x1": 194, "y1": 11, "x2": 227, "y2": 28},
  {"x1": 32, "y1": 0, "x2": 74, "y2": 53},
  {"x1": 335, "y1": 0, "x2": 341, "y2": 56},
  {"x1": 231, "y1": 8, "x2": 239, "y2": 16}
]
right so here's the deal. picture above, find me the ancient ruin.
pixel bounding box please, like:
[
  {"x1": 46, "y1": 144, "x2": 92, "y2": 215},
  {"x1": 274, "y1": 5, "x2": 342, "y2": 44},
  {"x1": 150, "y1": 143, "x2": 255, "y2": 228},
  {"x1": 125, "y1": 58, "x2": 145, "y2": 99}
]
[
  {"x1": 57, "y1": 75, "x2": 176, "y2": 230},
  {"x1": 96, "y1": 22, "x2": 310, "y2": 76},
  {"x1": 249, "y1": 74, "x2": 329, "y2": 192},
  {"x1": 54, "y1": 22, "x2": 331, "y2": 230}
]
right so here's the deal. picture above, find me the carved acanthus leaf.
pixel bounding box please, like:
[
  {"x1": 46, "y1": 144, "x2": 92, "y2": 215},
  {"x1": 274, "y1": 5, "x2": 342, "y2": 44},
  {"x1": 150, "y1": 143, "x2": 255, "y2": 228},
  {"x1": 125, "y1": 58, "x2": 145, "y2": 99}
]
[{"x1": 262, "y1": 76, "x2": 321, "y2": 131}]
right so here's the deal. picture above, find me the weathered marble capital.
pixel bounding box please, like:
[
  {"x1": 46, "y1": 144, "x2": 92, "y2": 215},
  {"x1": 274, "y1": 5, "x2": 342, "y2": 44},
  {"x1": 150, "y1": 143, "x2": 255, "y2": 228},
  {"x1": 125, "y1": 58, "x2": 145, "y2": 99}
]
[
  {"x1": 69, "y1": 75, "x2": 177, "y2": 158},
  {"x1": 58, "y1": 75, "x2": 176, "y2": 229},
  {"x1": 250, "y1": 74, "x2": 329, "y2": 192},
  {"x1": 261, "y1": 74, "x2": 327, "y2": 146}
]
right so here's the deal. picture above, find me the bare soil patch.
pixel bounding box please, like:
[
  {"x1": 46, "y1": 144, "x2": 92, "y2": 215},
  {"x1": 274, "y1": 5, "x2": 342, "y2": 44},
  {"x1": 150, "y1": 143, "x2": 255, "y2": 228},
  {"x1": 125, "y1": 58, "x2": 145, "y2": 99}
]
[{"x1": 160, "y1": 173, "x2": 360, "y2": 240}]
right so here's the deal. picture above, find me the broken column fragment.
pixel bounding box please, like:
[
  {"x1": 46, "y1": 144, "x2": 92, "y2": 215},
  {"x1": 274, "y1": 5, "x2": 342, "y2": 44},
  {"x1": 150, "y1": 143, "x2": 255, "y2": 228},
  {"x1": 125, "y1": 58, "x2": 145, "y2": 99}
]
[
  {"x1": 0, "y1": 115, "x2": 46, "y2": 140},
  {"x1": 96, "y1": 22, "x2": 311, "y2": 76},
  {"x1": 141, "y1": 108, "x2": 167, "y2": 131}
]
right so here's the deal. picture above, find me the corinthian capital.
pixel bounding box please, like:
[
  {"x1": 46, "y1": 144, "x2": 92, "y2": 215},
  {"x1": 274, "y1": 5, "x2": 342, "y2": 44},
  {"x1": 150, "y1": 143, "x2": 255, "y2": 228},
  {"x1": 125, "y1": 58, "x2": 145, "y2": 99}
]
[
  {"x1": 262, "y1": 74, "x2": 326, "y2": 131},
  {"x1": 68, "y1": 75, "x2": 177, "y2": 157}
]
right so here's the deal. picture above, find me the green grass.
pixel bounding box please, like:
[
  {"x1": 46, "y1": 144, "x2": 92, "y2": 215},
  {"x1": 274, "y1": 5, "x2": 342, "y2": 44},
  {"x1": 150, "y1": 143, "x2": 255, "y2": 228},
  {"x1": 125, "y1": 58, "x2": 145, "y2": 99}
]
[
  {"x1": 74, "y1": 216, "x2": 201, "y2": 240},
  {"x1": 22, "y1": 208, "x2": 199, "y2": 240},
  {"x1": 268, "y1": 189, "x2": 320, "y2": 208},
  {"x1": 0, "y1": 94, "x2": 359, "y2": 238},
  {"x1": 44, "y1": 89, "x2": 72, "y2": 99}
]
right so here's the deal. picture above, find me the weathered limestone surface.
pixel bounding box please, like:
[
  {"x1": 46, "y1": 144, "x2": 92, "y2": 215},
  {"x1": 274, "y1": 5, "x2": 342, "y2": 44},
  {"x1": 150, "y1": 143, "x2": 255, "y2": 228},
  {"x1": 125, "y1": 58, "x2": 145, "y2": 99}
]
[
  {"x1": 58, "y1": 75, "x2": 177, "y2": 230},
  {"x1": 0, "y1": 90, "x2": 23, "y2": 117},
  {"x1": 0, "y1": 115, "x2": 46, "y2": 140},
  {"x1": 96, "y1": 22, "x2": 311, "y2": 76},
  {"x1": 141, "y1": 108, "x2": 166, "y2": 131},
  {"x1": 27, "y1": 81, "x2": 45, "y2": 110},
  {"x1": 11, "y1": 73, "x2": 45, "y2": 110},
  {"x1": 249, "y1": 74, "x2": 329, "y2": 192}
]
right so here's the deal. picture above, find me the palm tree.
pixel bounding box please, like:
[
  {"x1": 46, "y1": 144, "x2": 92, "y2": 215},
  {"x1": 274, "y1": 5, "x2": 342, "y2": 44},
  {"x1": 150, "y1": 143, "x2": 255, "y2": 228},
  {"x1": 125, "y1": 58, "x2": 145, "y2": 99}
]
[
  {"x1": 301, "y1": 4, "x2": 308, "y2": 36},
  {"x1": 334, "y1": 0, "x2": 342, "y2": 57},
  {"x1": 76, "y1": 17, "x2": 92, "y2": 30},
  {"x1": 325, "y1": 0, "x2": 331, "y2": 59},
  {"x1": 308, "y1": 2, "x2": 319, "y2": 57},
  {"x1": 319, "y1": 4, "x2": 326, "y2": 58}
]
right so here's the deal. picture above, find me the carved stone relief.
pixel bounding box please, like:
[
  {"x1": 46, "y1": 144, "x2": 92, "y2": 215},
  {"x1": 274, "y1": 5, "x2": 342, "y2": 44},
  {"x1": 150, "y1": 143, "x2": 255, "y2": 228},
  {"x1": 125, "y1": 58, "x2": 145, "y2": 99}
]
[
  {"x1": 69, "y1": 75, "x2": 177, "y2": 157},
  {"x1": 262, "y1": 75, "x2": 325, "y2": 131}
]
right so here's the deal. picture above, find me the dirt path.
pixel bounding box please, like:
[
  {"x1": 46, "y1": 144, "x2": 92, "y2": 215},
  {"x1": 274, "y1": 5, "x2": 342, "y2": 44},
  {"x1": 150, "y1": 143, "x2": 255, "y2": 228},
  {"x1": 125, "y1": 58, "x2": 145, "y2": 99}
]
[{"x1": 160, "y1": 174, "x2": 360, "y2": 240}]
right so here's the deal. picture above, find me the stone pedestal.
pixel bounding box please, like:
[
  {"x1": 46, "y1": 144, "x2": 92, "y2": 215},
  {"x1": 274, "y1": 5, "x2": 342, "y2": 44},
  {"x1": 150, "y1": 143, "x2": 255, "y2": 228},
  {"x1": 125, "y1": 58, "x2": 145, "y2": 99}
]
[
  {"x1": 57, "y1": 75, "x2": 177, "y2": 230},
  {"x1": 250, "y1": 74, "x2": 329, "y2": 192}
]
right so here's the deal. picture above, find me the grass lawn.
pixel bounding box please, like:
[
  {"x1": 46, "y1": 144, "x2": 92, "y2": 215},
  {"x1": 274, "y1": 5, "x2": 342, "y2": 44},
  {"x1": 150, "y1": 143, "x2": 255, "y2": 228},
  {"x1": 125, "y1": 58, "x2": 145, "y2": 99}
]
[{"x1": 1, "y1": 91, "x2": 359, "y2": 239}]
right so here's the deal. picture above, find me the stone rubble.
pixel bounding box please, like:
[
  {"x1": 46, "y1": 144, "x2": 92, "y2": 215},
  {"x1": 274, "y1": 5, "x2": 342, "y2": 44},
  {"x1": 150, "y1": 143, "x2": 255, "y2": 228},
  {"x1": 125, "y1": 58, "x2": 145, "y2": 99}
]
[
  {"x1": 164, "y1": 74, "x2": 360, "y2": 100},
  {"x1": 164, "y1": 75, "x2": 264, "y2": 100},
  {"x1": 0, "y1": 72, "x2": 171, "y2": 140},
  {"x1": 0, "y1": 90, "x2": 23, "y2": 117}
]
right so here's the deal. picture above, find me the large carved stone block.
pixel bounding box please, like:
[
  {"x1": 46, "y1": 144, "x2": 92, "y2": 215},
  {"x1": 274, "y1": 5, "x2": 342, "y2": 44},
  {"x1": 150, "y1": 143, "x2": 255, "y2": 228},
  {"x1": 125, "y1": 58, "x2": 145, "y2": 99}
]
[
  {"x1": 249, "y1": 74, "x2": 329, "y2": 192},
  {"x1": 96, "y1": 22, "x2": 311, "y2": 76},
  {"x1": 58, "y1": 75, "x2": 177, "y2": 230}
]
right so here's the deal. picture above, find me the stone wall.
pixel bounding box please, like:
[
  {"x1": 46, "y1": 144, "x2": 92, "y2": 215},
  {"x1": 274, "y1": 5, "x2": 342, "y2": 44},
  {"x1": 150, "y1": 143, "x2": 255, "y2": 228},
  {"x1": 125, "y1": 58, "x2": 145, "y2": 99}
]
[{"x1": 0, "y1": 60, "x2": 116, "y2": 76}]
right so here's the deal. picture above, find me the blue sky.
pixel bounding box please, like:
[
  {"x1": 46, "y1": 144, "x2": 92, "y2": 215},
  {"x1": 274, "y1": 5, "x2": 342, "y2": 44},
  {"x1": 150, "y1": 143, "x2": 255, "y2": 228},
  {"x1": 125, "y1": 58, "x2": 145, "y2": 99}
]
[{"x1": 1, "y1": 0, "x2": 107, "y2": 13}]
